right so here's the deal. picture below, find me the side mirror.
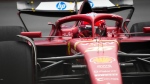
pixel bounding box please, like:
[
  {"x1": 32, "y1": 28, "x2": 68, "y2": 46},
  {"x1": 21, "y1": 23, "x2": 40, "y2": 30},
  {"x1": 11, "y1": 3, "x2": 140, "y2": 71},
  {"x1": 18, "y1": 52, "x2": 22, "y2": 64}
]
[
  {"x1": 48, "y1": 22, "x2": 56, "y2": 27},
  {"x1": 21, "y1": 32, "x2": 42, "y2": 38},
  {"x1": 48, "y1": 22, "x2": 56, "y2": 37},
  {"x1": 143, "y1": 27, "x2": 150, "y2": 33}
]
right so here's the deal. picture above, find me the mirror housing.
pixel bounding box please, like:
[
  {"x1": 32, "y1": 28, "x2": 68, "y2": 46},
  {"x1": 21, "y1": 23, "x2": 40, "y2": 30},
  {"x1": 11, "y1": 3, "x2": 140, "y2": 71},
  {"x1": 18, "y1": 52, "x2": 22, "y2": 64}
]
[
  {"x1": 143, "y1": 27, "x2": 150, "y2": 33},
  {"x1": 48, "y1": 22, "x2": 55, "y2": 26}
]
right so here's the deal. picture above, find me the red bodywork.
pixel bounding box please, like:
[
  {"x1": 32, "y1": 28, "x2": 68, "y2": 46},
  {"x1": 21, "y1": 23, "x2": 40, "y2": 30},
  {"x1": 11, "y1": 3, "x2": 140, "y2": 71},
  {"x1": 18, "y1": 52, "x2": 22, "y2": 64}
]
[
  {"x1": 21, "y1": 12, "x2": 150, "y2": 84},
  {"x1": 68, "y1": 38, "x2": 121, "y2": 84}
]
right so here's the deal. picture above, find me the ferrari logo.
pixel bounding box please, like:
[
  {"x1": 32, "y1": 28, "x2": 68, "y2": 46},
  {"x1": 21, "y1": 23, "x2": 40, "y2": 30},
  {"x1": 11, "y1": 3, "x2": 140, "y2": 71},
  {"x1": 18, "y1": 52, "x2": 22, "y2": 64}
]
[
  {"x1": 85, "y1": 46, "x2": 114, "y2": 52},
  {"x1": 90, "y1": 56, "x2": 115, "y2": 64}
]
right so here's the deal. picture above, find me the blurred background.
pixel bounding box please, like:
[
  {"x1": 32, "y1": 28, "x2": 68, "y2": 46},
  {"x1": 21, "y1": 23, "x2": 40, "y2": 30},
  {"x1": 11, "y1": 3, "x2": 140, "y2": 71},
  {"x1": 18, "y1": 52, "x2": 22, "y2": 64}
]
[{"x1": 0, "y1": 0, "x2": 150, "y2": 36}]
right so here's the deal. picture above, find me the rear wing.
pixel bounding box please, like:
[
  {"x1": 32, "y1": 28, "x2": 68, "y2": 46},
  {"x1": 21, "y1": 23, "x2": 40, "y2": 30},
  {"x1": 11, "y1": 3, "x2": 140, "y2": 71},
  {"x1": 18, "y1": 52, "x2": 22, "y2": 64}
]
[
  {"x1": 17, "y1": 0, "x2": 134, "y2": 31},
  {"x1": 17, "y1": 0, "x2": 133, "y2": 16}
]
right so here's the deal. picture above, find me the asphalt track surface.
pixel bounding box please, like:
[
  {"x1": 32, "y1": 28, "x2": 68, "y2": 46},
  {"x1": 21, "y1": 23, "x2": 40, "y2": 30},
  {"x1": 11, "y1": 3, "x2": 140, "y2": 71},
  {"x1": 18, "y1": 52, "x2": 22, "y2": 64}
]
[{"x1": 0, "y1": 0, "x2": 150, "y2": 36}]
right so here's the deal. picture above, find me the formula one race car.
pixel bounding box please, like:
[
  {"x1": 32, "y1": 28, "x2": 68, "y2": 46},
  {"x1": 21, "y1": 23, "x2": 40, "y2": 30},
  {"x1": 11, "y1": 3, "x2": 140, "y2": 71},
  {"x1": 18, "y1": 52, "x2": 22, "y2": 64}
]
[{"x1": 1, "y1": 0, "x2": 150, "y2": 84}]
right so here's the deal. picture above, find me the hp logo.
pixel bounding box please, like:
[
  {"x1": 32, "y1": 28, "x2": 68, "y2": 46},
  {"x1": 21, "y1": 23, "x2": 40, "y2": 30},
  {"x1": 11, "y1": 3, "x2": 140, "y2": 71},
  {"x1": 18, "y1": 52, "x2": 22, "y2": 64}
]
[
  {"x1": 56, "y1": 2, "x2": 67, "y2": 10},
  {"x1": 88, "y1": 0, "x2": 94, "y2": 8}
]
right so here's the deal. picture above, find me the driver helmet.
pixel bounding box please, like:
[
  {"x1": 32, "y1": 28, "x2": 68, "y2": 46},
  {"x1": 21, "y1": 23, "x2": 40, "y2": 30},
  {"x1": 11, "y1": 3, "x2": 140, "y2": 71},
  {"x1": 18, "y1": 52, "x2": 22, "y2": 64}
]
[
  {"x1": 79, "y1": 20, "x2": 106, "y2": 37},
  {"x1": 81, "y1": 20, "x2": 105, "y2": 28}
]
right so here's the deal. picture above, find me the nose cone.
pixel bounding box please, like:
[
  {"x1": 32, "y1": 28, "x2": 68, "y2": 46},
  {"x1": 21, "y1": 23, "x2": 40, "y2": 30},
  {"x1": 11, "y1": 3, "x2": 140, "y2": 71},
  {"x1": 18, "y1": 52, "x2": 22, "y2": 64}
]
[{"x1": 69, "y1": 38, "x2": 122, "y2": 84}]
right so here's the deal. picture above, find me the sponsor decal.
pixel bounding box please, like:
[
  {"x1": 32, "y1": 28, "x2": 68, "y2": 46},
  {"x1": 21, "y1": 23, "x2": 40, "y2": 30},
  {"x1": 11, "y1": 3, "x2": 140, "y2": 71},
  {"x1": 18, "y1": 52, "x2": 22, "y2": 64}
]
[
  {"x1": 94, "y1": 70, "x2": 117, "y2": 73},
  {"x1": 97, "y1": 65, "x2": 112, "y2": 68},
  {"x1": 96, "y1": 78, "x2": 119, "y2": 81},
  {"x1": 85, "y1": 46, "x2": 114, "y2": 52},
  {"x1": 81, "y1": 42, "x2": 114, "y2": 46},
  {"x1": 62, "y1": 32, "x2": 72, "y2": 36},
  {"x1": 107, "y1": 30, "x2": 117, "y2": 35},
  {"x1": 56, "y1": 2, "x2": 66, "y2": 10},
  {"x1": 90, "y1": 56, "x2": 115, "y2": 64},
  {"x1": 74, "y1": 40, "x2": 119, "y2": 50},
  {"x1": 95, "y1": 73, "x2": 118, "y2": 77},
  {"x1": 69, "y1": 2, "x2": 74, "y2": 12}
]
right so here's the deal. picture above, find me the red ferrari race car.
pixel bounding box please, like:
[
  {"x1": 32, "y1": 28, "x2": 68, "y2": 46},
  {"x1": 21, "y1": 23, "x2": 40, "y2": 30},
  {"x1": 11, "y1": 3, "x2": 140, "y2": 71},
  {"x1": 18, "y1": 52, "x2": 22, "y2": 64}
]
[{"x1": 1, "y1": 0, "x2": 150, "y2": 84}]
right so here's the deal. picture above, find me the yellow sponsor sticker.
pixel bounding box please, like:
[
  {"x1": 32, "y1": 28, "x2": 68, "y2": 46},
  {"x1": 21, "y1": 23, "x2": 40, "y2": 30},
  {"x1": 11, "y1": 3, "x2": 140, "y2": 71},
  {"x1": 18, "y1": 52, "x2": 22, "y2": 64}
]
[
  {"x1": 90, "y1": 56, "x2": 115, "y2": 64},
  {"x1": 68, "y1": 42, "x2": 71, "y2": 55}
]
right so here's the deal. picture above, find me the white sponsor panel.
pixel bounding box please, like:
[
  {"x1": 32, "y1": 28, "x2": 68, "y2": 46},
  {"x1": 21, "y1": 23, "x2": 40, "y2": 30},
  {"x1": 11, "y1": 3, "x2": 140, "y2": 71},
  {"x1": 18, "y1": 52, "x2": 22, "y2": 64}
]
[
  {"x1": 77, "y1": 0, "x2": 115, "y2": 10},
  {"x1": 93, "y1": 0, "x2": 115, "y2": 7},
  {"x1": 36, "y1": 2, "x2": 74, "y2": 10}
]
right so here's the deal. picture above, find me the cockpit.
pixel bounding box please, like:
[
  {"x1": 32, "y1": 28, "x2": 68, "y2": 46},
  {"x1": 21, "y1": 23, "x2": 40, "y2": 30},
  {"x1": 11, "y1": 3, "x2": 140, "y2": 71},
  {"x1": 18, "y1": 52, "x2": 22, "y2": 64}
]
[{"x1": 78, "y1": 19, "x2": 107, "y2": 37}]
